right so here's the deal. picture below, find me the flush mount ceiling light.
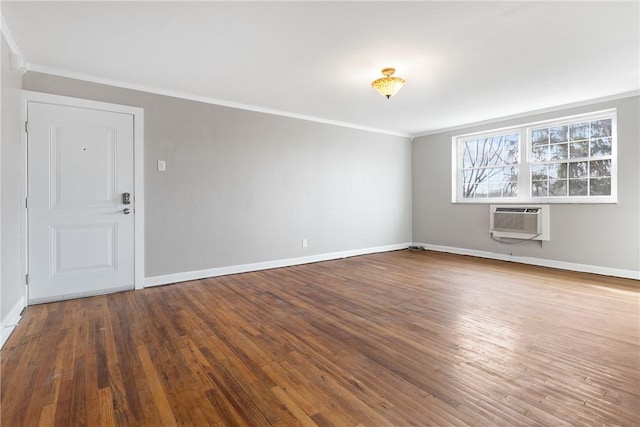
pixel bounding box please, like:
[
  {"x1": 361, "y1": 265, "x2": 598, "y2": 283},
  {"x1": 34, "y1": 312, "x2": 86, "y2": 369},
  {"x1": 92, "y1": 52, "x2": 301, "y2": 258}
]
[{"x1": 371, "y1": 68, "x2": 406, "y2": 99}]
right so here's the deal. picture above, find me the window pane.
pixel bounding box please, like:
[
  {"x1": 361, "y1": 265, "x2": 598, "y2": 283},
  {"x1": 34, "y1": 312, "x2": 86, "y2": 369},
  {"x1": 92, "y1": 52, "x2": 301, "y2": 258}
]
[
  {"x1": 532, "y1": 165, "x2": 548, "y2": 180},
  {"x1": 461, "y1": 140, "x2": 478, "y2": 168},
  {"x1": 462, "y1": 172, "x2": 482, "y2": 198},
  {"x1": 569, "y1": 122, "x2": 590, "y2": 141},
  {"x1": 488, "y1": 183, "x2": 503, "y2": 198},
  {"x1": 462, "y1": 182, "x2": 481, "y2": 198},
  {"x1": 531, "y1": 146, "x2": 549, "y2": 162},
  {"x1": 569, "y1": 179, "x2": 588, "y2": 196},
  {"x1": 548, "y1": 163, "x2": 567, "y2": 179},
  {"x1": 462, "y1": 182, "x2": 473, "y2": 198},
  {"x1": 487, "y1": 167, "x2": 503, "y2": 182},
  {"x1": 531, "y1": 128, "x2": 549, "y2": 146},
  {"x1": 503, "y1": 182, "x2": 518, "y2": 197},
  {"x1": 570, "y1": 141, "x2": 589, "y2": 159},
  {"x1": 591, "y1": 119, "x2": 612, "y2": 138},
  {"x1": 485, "y1": 138, "x2": 502, "y2": 166},
  {"x1": 550, "y1": 126, "x2": 568, "y2": 143},
  {"x1": 532, "y1": 180, "x2": 548, "y2": 197},
  {"x1": 474, "y1": 168, "x2": 491, "y2": 183},
  {"x1": 590, "y1": 159, "x2": 611, "y2": 178},
  {"x1": 590, "y1": 178, "x2": 611, "y2": 196},
  {"x1": 488, "y1": 134, "x2": 519, "y2": 166},
  {"x1": 502, "y1": 138, "x2": 519, "y2": 164},
  {"x1": 550, "y1": 143, "x2": 568, "y2": 160},
  {"x1": 549, "y1": 179, "x2": 568, "y2": 196},
  {"x1": 503, "y1": 133, "x2": 519, "y2": 144},
  {"x1": 503, "y1": 166, "x2": 518, "y2": 182},
  {"x1": 569, "y1": 161, "x2": 588, "y2": 178},
  {"x1": 590, "y1": 137, "x2": 612, "y2": 157},
  {"x1": 473, "y1": 183, "x2": 488, "y2": 198},
  {"x1": 486, "y1": 182, "x2": 518, "y2": 198}
]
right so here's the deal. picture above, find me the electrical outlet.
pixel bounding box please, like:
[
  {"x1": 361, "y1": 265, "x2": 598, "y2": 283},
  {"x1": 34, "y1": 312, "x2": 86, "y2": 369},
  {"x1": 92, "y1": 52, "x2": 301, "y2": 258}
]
[{"x1": 302, "y1": 239, "x2": 308, "y2": 248}]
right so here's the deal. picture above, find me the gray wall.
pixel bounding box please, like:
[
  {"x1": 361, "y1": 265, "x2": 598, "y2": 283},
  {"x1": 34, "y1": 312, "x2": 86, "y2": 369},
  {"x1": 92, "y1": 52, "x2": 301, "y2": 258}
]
[
  {"x1": 1, "y1": 34, "x2": 26, "y2": 324},
  {"x1": 23, "y1": 72, "x2": 413, "y2": 278},
  {"x1": 413, "y1": 96, "x2": 640, "y2": 272},
  {"x1": 18, "y1": 71, "x2": 638, "y2": 281}
]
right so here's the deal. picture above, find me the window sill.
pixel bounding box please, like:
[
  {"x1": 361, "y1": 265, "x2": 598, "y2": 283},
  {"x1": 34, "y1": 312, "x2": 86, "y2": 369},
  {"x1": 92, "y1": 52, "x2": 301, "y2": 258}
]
[{"x1": 453, "y1": 197, "x2": 618, "y2": 204}]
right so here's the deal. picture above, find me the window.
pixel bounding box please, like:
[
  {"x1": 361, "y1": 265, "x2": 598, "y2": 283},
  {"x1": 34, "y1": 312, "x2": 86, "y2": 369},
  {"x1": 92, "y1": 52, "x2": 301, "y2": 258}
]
[
  {"x1": 452, "y1": 110, "x2": 616, "y2": 203},
  {"x1": 459, "y1": 132, "x2": 520, "y2": 199},
  {"x1": 529, "y1": 118, "x2": 614, "y2": 198}
]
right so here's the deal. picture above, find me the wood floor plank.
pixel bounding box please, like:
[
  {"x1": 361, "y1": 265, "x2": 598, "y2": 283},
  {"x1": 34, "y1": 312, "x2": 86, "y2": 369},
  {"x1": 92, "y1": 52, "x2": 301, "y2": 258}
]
[
  {"x1": 98, "y1": 387, "x2": 116, "y2": 427},
  {"x1": 36, "y1": 404, "x2": 56, "y2": 427},
  {"x1": 270, "y1": 386, "x2": 318, "y2": 427},
  {"x1": 2, "y1": 250, "x2": 638, "y2": 426},
  {"x1": 135, "y1": 344, "x2": 178, "y2": 426}
]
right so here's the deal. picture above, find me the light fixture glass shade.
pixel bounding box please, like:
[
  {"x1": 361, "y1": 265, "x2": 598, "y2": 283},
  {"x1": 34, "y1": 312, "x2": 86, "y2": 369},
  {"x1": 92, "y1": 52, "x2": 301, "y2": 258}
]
[{"x1": 371, "y1": 68, "x2": 406, "y2": 99}]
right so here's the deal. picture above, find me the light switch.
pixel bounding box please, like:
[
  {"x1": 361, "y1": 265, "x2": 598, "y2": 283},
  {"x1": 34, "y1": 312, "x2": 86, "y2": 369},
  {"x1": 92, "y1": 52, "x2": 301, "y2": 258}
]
[{"x1": 157, "y1": 160, "x2": 166, "y2": 172}]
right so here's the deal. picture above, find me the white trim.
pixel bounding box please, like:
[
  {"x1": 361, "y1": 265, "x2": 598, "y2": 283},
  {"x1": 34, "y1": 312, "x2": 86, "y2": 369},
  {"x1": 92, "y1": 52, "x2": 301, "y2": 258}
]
[
  {"x1": 1, "y1": 297, "x2": 25, "y2": 349},
  {"x1": 22, "y1": 90, "x2": 144, "y2": 117},
  {"x1": 415, "y1": 242, "x2": 640, "y2": 280},
  {"x1": 21, "y1": 91, "x2": 145, "y2": 297},
  {"x1": 413, "y1": 91, "x2": 639, "y2": 138},
  {"x1": 144, "y1": 243, "x2": 412, "y2": 287},
  {"x1": 133, "y1": 109, "x2": 145, "y2": 290},
  {"x1": 0, "y1": 14, "x2": 26, "y2": 73},
  {"x1": 25, "y1": 63, "x2": 411, "y2": 138}
]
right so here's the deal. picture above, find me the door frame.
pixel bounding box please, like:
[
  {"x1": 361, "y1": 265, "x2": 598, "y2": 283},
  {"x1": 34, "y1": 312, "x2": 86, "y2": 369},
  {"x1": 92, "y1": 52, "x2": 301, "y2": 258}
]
[{"x1": 22, "y1": 91, "x2": 145, "y2": 298}]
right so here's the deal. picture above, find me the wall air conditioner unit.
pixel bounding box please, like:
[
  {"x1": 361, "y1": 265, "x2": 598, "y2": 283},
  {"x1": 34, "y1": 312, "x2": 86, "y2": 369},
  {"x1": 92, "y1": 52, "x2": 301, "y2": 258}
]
[{"x1": 490, "y1": 205, "x2": 550, "y2": 241}]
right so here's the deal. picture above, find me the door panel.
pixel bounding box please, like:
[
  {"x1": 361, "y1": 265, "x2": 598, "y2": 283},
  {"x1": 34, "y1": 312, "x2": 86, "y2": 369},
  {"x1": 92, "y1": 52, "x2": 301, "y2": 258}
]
[
  {"x1": 28, "y1": 102, "x2": 135, "y2": 303},
  {"x1": 51, "y1": 123, "x2": 116, "y2": 208},
  {"x1": 51, "y1": 223, "x2": 117, "y2": 276}
]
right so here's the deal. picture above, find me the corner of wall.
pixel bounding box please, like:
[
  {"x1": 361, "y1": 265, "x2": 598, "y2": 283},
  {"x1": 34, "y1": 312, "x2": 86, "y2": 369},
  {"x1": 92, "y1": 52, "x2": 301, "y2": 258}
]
[
  {"x1": 1, "y1": 27, "x2": 28, "y2": 349},
  {"x1": 1, "y1": 296, "x2": 25, "y2": 348}
]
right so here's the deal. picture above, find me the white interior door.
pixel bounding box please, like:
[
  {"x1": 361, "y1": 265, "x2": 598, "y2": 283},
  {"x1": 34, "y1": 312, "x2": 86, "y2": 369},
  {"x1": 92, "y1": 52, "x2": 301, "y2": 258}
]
[{"x1": 27, "y1": 102, "x2": 135, "y2": 303}]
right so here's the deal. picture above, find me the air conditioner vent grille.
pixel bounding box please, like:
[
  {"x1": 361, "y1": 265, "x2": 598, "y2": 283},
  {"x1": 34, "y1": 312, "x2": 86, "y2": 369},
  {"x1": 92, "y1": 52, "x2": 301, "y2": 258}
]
[
  {"x1": 495, "y1": 207, "x2": 540, "y2": 214},
  {"x1": 493, "y1": 212, "x2": 540, "y2": 234}
]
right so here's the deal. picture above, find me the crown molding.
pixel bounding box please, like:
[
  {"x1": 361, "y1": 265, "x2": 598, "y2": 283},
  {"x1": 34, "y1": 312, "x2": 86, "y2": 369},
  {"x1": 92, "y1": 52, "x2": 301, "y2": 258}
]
[
  {"x1": 25, "y1": 63, "x2": 411, "y2": 138},
  {"x1": 412, "y1": 90, "x2": 640, "y2": 138},
  {"x1": 0, "y1": 13, "x2": 26, "y2": 73}
]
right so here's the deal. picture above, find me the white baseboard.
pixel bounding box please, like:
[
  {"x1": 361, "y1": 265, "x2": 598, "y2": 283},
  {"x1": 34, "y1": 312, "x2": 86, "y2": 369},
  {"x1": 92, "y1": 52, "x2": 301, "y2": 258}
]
[
  {"x1": 415, "y1": 242, "x2": 640, "y2": 280},
  {"x1": 1, "y1": 297, "x2": 25, "y2": 349},
  {"x1": 144, "y1": 243, "x2": 412, "y2": 287}
]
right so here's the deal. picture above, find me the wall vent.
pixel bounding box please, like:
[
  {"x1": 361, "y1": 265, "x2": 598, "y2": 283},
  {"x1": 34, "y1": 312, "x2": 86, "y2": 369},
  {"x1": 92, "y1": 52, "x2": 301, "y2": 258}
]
[{"x1": 490, "y1": 205, "x2": 550, "y2": 241}]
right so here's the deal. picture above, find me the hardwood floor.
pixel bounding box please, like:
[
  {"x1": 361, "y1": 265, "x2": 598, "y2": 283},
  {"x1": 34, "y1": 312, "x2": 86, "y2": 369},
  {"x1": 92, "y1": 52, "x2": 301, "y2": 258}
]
[{"x1": 1, "y1": 250, "x2": 639, "y2": 426}]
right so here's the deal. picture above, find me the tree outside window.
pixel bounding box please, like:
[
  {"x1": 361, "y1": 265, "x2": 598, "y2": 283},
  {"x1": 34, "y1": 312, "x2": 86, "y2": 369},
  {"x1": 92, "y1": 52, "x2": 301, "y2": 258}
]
[{"x1": 460, "y1": 133, "x2": 519, "y2": 199}]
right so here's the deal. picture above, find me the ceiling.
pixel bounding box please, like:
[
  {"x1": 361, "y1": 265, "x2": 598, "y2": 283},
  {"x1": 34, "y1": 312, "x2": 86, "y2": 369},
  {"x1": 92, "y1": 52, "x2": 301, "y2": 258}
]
[{"x1": 2, "y1": 1, "x2": 639, "y2": 136}]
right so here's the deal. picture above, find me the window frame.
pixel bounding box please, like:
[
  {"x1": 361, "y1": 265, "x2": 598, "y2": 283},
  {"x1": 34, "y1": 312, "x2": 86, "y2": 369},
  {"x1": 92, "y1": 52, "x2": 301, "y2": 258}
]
[{"x1": 451, "y1": 109, "x2": 617, "y2": 204}]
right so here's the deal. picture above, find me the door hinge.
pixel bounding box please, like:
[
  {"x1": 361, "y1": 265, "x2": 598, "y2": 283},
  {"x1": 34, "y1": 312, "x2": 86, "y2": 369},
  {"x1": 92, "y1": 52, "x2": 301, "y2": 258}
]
[
  {"x1": 25, "y1": 121, "x2": 28, "y2": 134},
  {"x1": 25, "y1": 274, "x2": 29, "y2": 285},
  {"x1": 25, "y1": 198, "x2": 28, "y2": 209}
]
